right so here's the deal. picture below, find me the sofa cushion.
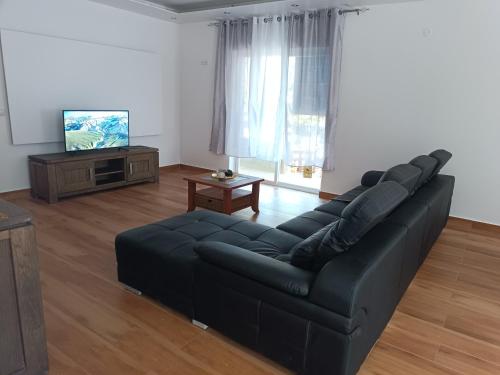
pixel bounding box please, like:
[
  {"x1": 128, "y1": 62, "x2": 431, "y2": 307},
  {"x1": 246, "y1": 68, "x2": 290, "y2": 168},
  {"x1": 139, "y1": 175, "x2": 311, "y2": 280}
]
[
  {"x1": 429, "y1": 149, "x2": 452, "y2": 178},
  {"x1": 379, "y1": 164, "x2": 422, "y2": 194},
  {"x1": 334, "y1": 185, "x2": 370, "y2": 203},
  {"x1": 409, "y1": 155, "x2": 438, "y2": 189},
  {"x1": 316, "y1": 181, "x2": 409, "y2": 267},
  {"x1": 314, "y1": 199, "x2": 348, "y2": 217},
  {"x1": 115, "y1": 210, "x2": 304, "y2": 308},
  {"x1": 289, "y1": 221, "x2": 338, "y2": 270},
  {"x1": 246, "y1": 228, "x2": 304, "y2": 251},
  {"x1": 277, "y1": 210, "x2": 339, "y2": 239}
]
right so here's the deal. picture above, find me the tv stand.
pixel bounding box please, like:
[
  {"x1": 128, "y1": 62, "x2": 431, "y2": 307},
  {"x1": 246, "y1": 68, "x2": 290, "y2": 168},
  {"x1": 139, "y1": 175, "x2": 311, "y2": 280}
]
[
  {"x1": 66, "y1": 148, "x2": 120, "y2": 156},
  {"x1": 29, "y1": 146, "x2": 159, "y2": 203},
  {"x1": 118, "y1": 145, "x2": 147, "y2": 151}
]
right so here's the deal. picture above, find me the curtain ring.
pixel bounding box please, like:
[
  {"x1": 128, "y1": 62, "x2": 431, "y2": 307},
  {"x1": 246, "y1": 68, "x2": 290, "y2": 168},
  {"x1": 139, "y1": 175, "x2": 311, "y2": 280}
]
[
  {"x1": 308, "y1": 13, "x2": 313, "y2": 19},
  {"x1": 277, "y1": 16, "x2": 282, "y2": 22}
]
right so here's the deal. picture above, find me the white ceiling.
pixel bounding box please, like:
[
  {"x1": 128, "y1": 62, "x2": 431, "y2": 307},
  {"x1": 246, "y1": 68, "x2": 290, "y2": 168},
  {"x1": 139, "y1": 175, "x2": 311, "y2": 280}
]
[
  {"x1": 144, "y1": 0, "x2": 287, "y2": 12},
  {"x1": 89, "y1": 0, "x2": 420, "y2": 23}
]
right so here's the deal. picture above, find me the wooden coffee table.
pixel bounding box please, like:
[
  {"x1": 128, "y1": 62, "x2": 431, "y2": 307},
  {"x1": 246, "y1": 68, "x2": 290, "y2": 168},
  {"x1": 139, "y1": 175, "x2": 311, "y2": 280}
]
[{"x1": 184, "y1": 173, "x2": 264, "y2": 215}]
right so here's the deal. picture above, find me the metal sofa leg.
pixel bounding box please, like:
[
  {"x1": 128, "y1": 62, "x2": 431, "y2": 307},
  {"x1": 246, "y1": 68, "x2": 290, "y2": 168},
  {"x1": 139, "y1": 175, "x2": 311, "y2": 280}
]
[
  {"x1": 123, "y1": 284, "x2": 142, "y2": 296},
  {"x1": 192, "y1": 320, "x2": 209, "y2": 330}
]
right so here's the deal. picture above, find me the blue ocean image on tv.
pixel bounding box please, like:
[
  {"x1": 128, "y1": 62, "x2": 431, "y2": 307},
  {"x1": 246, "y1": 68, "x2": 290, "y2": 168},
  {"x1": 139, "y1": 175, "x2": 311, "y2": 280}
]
[{"x1": 64, "y1": 110, "x2": 129, "y2": 151}]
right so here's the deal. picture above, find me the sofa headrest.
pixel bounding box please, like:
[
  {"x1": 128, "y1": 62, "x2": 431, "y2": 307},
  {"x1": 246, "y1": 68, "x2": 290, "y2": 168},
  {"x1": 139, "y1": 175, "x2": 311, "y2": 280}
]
[
  {"x1": 429, "y1": 149, "x2": 452, "y2": 178},
  {"x1": 361, "y1": 170, "x2": 385, "y2": 188},
  {"x1": 313, "y1": 181, "x2": 408, "y2": 268},
  {"x1": 290, "y1": 221, "x2": 338, "y2": 271},
  {"x1": 379, "y1": 164, "x2": 422, "y2": 194},
  {"x1": 410, "y1": 155, "x2": 438, "y2": 189}
]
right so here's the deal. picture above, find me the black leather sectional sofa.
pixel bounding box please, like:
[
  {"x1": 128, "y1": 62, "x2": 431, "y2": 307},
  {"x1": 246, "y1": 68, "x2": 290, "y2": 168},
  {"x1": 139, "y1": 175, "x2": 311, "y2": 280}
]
[{"x1": 115, "y1": 150, "x2": 454, "y2": 375}]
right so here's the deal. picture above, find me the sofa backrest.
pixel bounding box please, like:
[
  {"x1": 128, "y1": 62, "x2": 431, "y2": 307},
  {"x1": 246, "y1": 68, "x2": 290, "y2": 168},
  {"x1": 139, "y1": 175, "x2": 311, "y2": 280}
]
[
  {"x1": 293, "y1": 149, "x2": 453, "y2": 274},
  {"x1": 290, "y1": 182, "x2": 408, "y2": 272},
  {"x1": 325, "y1": 181, "x2": 409, "y2": 251},
  {"x1": 379, "y1": 164, "x2": 422, "y2": 194},
  {"x1": 309, "y1": 173, "x2": 455, "y2": 318}
]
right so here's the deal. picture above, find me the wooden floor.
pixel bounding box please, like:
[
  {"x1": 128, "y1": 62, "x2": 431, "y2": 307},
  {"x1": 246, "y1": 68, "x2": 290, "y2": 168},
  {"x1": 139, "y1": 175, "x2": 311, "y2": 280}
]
[{"x1": 3, "y1": 166, "x2": 500, "y2": 375}]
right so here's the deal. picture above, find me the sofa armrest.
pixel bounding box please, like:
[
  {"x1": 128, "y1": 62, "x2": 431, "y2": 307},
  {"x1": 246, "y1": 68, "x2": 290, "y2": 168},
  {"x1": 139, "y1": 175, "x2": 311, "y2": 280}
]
[
  {"x1": 309, "y1": 223, "x2": 407, "y2": 317},
  {"x1": 194, "y1": 241, "x2": 314, "y2": 297},
  {"x1": 309, "y1": 257, "x2": 367, "y2": 317},
  {"x1": 361, "y1": 170, "x2": 384, "y2": 187}
]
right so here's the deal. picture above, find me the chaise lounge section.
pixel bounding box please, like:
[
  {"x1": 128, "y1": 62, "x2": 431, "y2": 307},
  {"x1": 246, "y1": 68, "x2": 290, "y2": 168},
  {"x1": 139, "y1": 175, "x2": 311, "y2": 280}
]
[{"x1": 115, "y1": 150, "x2": 454, "y2": 375}]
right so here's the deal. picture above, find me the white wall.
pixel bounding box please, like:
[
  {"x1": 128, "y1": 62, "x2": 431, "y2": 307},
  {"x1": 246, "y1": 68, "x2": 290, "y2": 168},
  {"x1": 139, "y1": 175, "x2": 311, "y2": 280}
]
[
  {"x1": 178, "y1": 0, "x2": 500, "y2": 225},
  {"x1": 323, "y1": 0, "x2": 500, "y2": 225},
  {"x1": 0, "y1": 0, "x2": 180, "y2": 192},
  {"x1": 3, "y1": 0, "x2": 500, "y2": 225}
]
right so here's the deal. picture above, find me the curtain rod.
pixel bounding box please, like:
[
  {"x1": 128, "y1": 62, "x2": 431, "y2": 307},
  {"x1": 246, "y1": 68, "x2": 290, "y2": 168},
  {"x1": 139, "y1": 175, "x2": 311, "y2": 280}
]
[
  {"x1": 208, "y1": 8, "x2": 369, "y2": 26},
  {"x1": 339, "y1": 8, "x2": 369, "y2": 15}
]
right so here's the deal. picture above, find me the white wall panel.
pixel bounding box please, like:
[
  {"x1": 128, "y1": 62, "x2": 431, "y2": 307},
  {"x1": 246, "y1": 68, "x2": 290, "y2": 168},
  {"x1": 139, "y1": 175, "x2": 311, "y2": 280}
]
[{"x1": 1, "y1": 29, "x2": 163, "y2": 145}]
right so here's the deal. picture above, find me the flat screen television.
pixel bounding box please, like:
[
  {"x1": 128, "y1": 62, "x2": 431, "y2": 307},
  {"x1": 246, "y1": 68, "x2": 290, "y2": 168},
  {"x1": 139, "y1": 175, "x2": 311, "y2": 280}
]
[{"x1": 63, "y1": 110, "x2": 129, "y2": 152}]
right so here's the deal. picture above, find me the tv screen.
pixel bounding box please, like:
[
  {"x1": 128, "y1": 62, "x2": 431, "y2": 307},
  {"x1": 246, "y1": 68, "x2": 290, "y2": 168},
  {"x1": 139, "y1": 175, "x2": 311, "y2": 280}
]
[{"x1": 63, "y1": 110, "x2": 129, "y2": 151}]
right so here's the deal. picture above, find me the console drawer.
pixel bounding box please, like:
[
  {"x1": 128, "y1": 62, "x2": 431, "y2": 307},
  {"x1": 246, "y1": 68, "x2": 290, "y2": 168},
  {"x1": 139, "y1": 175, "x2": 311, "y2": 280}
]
[{"x1": 194, "y1": 191, "x2": 224, "y2": 212}]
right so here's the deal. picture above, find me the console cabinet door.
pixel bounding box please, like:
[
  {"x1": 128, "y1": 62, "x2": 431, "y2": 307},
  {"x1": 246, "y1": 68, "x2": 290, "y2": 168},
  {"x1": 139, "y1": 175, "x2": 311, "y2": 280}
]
[
  {"x1": 127, "y1": 154, "x2": 155, "y2": 181},
  {"x1": 56, "y1": 160, "x2": 95, "y2": 193}
]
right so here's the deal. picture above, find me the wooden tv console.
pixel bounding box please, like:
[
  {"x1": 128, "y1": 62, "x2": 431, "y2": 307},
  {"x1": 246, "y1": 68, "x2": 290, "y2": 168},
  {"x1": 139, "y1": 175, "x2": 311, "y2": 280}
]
[{"x1": 29, "y1": 146, "x2": 159, "y2": 203}]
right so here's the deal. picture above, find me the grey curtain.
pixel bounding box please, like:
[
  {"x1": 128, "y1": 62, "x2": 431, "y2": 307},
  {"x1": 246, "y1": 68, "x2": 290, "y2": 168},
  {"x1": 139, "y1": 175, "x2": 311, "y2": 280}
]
[
  {"x1": 210, "y1": 21, "x2": 252, "y2": 155},
  {"x1": 210, "y1": 10, "x2": 345, "y2": 170},
  {"x1": 323, "y1": 11, "x2": 345, "y2": 171},
  {"x1": 209, "y1": 22, "x2": 227, "y2": 155},
  {"x1": 285, "y1": 10, "x2": 345, "y2": 170}
]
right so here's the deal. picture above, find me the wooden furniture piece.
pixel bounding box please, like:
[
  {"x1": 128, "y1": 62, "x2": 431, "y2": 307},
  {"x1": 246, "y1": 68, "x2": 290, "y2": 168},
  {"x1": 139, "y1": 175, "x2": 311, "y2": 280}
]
[
  {"x1": 0, "y1": 200, "x2": 48, "y2": 375},
  {"x1": 184, "y1": 174, "x2": 264, "y2": 215},
  {"x1": 29, "y1": 146, "x2": 159, "y2": 203}
]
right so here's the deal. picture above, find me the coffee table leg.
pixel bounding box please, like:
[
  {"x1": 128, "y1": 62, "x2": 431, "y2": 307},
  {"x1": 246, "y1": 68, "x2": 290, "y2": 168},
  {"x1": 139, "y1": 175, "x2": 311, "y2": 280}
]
[
  {"x1": 223, "y1": 189, "x2": 232, "y2": 215},
  {"x1": 187, "y1": 181, "x2": 196, "y2": 212},
  {"x1": 251, "y1": 182, "x2": 260, "y2": 213}
]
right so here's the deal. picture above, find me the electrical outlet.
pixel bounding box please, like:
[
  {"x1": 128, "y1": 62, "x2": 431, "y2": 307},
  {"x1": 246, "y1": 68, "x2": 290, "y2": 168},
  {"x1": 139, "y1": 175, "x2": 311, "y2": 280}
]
[
  {"x1": 201, "y1": 60, "x2": 209, "y2": 66},
  {"x1": 422, "y1": 27, "x2": 433, "y2": 38}
]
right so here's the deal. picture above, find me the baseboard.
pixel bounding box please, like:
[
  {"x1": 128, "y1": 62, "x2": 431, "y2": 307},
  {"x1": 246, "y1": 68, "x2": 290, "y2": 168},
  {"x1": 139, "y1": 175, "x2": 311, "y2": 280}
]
[
  {"x1": 2, "y1": 173, "x2": 500, "y2": 234},
  {"x1": 0, "y1": 188, "x2": 31, "y2": 200},
  {"x1": 447, "y1": 216, "x2": 500, "y2": 235},
  {"x1": 159, "y1": 164, "x2": 182, "y2": 171},
  {"x1": 319, "y1": 191, "x2": 338, "y2": 200},
  {"x1": 179, "y1": 164, "x2": 213, "y2": 173},
  {"x1": 1, "y1": 164, "x2": 207, "y2": 199},
  {"x1": 159, "y1": 164, "x2": 213, "y2": 173}
]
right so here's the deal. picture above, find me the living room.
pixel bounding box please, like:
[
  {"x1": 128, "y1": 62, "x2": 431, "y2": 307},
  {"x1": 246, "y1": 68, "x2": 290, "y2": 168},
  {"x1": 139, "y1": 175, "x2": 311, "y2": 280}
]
[{"x1": 0, "y1": 0, "x2": 499, "y2": 374}]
